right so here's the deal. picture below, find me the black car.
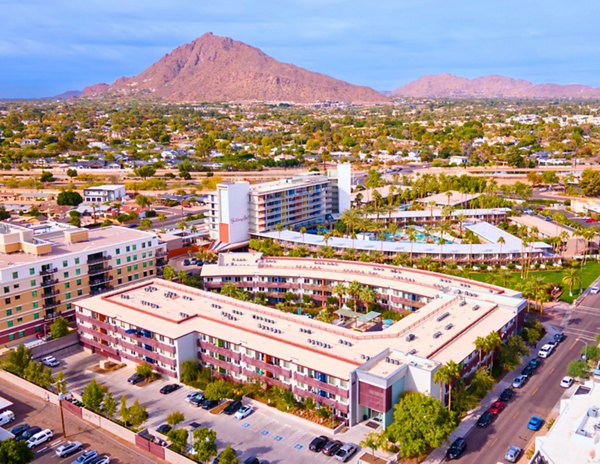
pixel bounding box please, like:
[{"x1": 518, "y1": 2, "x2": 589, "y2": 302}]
[
  {"x1": 190, "y1": 395, "x2": 206, "y2": 407},
  {"x1": 322, "y1": 440, "x2": 343, "y2": 456},
  {"x1": 159, "y1": 384, "x2": 181, "y2": 395},
  {"x1": 223, "y1": 400, "x2": 242, "y2": 415},
  {"x1": 521, "y1": 365, "x2": 535, "y2": 377},
  {"x1": 242, "y1": 458, "x2": 259, "y2": 464},
  {"x1": 499, "y1": 388, "x2": 514, "y2": 402},
  {"x1": 128, "y1": 373, "x2": 145, "y2": 385},
  {"x1": 528, "y1": 358, "x2": 542, "y2": 370},
  {"x1": 554, "y1": 331, "x2": 565, "y2": 343},
  {"x1": 202, "y1": 399, "x2": 219, "y2": 410},
  {"x1": 15, "y1": 425, "x2": 41, "y2": 441},
  {"x1": 446, "y1": 437, "x2": 467, "y2": 460},
  {"x1": 309, "y1": 435, "x2": 330, "y2": 452},
  {"x1": 156, "y1": 424, "x2": 172, "y2": 434},
  {"x1": 476, "y1": 410, "x2": 494, "y2": 428},
  {"x1": 10, "y1": 423, "x2": 29, "y2": 436}
]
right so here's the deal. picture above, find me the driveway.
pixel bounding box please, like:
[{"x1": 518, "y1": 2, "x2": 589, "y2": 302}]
[{"x1": 61, "y1": 349, "x2": 359, "y2": 463}]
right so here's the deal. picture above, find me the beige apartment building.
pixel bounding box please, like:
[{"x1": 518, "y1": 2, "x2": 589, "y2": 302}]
[{"x1": 0, "y1": 222, "x2": 166, "y2": 345}]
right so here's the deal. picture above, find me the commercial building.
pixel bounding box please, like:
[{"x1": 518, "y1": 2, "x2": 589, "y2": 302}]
[
  {"x1": 83, "y1": 185, "x2": 126, "y2": 204},
  {"x1": 0, "y1": 222, "x2": 166, "y2": 345},
  {"x1": 207, "y1": 166, "x2": 352, "y2": 248},
  {"x1": 76, "y1": 255, "x2": 526, "y2": 428},
  {"x1": 366, "y1": 207, "x2": 510, "y2": 226},
  {"x1": 417, "y1": 191, "x2": 481, "y2": 208}
]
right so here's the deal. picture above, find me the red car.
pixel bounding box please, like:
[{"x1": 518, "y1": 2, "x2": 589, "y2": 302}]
[
  {"x1": 489, "y1": 400, "x2": 506, "y2": 415},
  {"x1": 585, "y1": 218, "x2": 598, "y2": 223}
]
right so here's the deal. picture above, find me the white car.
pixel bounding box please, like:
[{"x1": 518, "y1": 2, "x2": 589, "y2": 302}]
[
  {"x1": 590, "y1": 287, "x2": 600, "y2": 295},
  {"x1": 0, "y1": 410, "x2": 15, "y2": 426},
  {"x1": 27, "y1": 428, "x2": 53, "y2": 448},
  {"x1": 41, "y1": 356, "x2": 60, "y2": 367},
  {"x1": 560, "y1": 376, "x2": 574, "y2": 388},
  {"x1": 538, "y1": 344, "x2": 554, "y2": 359},
  {"x1": 233, "y1": 405, "x2": 254, "y2": 420},
  {"x1": 55, "y1": 441, "x2": 82, "y2": 458}
]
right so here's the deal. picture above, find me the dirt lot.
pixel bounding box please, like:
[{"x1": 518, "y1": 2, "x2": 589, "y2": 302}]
[{"x1": 0, "y1": 377, "x2": 161, "y2": 464}]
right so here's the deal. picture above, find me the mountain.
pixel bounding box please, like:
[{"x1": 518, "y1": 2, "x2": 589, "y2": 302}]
[
  {"x1": 51, "y1": 90, "x2": 82, "y2": 100},
  {"x1": 393, "y1": 74, "x2": 600, "y2": 99},
  {"x1": 82, "y1": 33, "x2": 387, "y2": 104}
]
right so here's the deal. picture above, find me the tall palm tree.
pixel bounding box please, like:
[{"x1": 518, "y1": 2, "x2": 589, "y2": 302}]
[
  {"x1": 562, "y1": 268, "x2": 581, "y2": 297},
  {"x1": 433, "y1": 360, "x2": 462, "y2": 411},
  {"x1": 456, "y1": 213, "x2": 466, "y2": 237},
  {"x1": 276, "y1": 223, "x2": 283, "y2": 240},
  {"x1": 428, "y1": 201, "x2": 437, "y2": 226},
  {"x1": 348, "y1": 280, "x2": 362, "y2": 312},
  {"x1": 333, "y1": 282, "x2": 346, "y2": 309},
  {"x1": 407, "y1": 227, "x2": 417, "y2": 264},
  {"x1": 157, "y1": 212, "x2": 167, "y2": 233},
  {"x1": 359, "y1": 286, "x2": 376, "y2": 313},
  {"x1": 582, "y1": 227, "x2": 597, "y2": 266},
  {"x1": 485, "y1": 331, "x2": 502, "y2": 370},
  {"x1": 300, "y1": 226, "x2": 307, "y2": 244},
  {"x1": 497, "y1": 236, "x2": 506, "y2": 265},
  {"x1": 474, "y1": 336, "x2": 487, "y2": 364}
]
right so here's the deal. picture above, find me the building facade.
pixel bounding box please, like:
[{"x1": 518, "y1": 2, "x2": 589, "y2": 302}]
[
  {"x1": 75, "y1": 257, "x2": 526, "y2": 428},
  {"x1": 0, "y1": 223, "x2": 166, "y2": 345},
  {"x1": 83, "y1": 185, "x2": 126, "y2": 204}
]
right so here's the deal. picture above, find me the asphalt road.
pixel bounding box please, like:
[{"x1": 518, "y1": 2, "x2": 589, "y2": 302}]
[{"x1": 457, "y1": 295, "x2": 600, "y2": 464}]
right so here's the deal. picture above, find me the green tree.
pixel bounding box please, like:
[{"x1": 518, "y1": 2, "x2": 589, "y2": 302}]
[
  {"x1": 4, "y1": 344, "x2": 33, "y2": 376},
  {"x1": 485, "y1": 331, "x2": 503, "y2": 368},
  {"x1": 50, "y1": 317, "x2": 69, "y2": 339},
  {"x1": 53, "y1": 370, "x2": 67, "y2": 395},
  {"x1": 135, "y1": 362, "x2": 153, "y2": 378},
  {"x1": 218, "y1": 444, "x2": 239, "y2": 464},
  {"x1": 433, "y1": 360, "x2": 462, "y2": 411},
  {"x1": 127, "y1": 400, "x2": 148, "y2": 428},
  {"x1": 567, "y1": 360, "x2": 589, "y2": 378},
  {"x1": 562, "y1": 268, "x2": 581, "y2": 297},
  {"x1": 166, "y1": 428, "x2": 189, "y2": 454},
  {"x1": 0, "y1": 439, "x2": 34, "y2": 464},
  {"x1": 360, "y1": 431, "x2": 385, "y2": 458},
  {"x1": 469, "y1": 368, "x2": 495, "y2": 398},
  {"x1": 580, "y1": 168, "x2": 600, "y2": 196},
  {"x1": 385, "y1": 392, "x2": 456, "y2": 458},
  {"x1": 138, "y1": 218, "x2": 152, "y2": 230},
  {"x1": 119, "y1": 395, "x2": 129, "y2": 425},
  {"x1": 40, "y1": 171, "x2": 55, "y2": 182},
  {"x1": 66, "y1": 168, "x2": 78, "y2": 178},
  {"x1": 180, "y1": 360, "x2": 201, "y2": 385},
  {"x1": 166, "y1": 411, "x2": 185, "y2": 428},
  {"x1": 134, "y1": 165, "x2": 157, "y2": 179},
  {"x1": 499, "y1": 335, "x2": 529, "y2": 371},
  {"x1": 192, "y1": 427, "x2": 217, "y2": 463},
  {"x1": 204, "y1": 379, "x2": 232, "y2": 401},
  {"x1": 23, "y1": 360, "x2": 53, "y2": 388},
  {"x1": 163, "y1": 265, "x2": 177, "y2": 281},
  {"x1": 82, "y1": 379, "x2": 106, "y2": 413},
  {"x1": 135, "y1": 194, "x2": 151, "y2": 209},
  {"x1": 102, "y1": 392, "x2": 117, "y2": 419},
  {"x1": 57, "y1": 191, "x2": 83, "y2": 206}
]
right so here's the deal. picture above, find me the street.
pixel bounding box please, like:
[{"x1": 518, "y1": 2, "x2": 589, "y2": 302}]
[{"x1": 455, "y1": 291, "x2": 600, "y2": 463}]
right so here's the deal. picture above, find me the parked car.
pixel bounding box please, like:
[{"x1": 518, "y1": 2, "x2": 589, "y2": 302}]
[
  {"x1": 560, "y1": 376, "x2": 575, "y2": 388},
  {"x1": 190, "y1": 395, "x2": 206, "y2": 407},
  {"x1": 183, "y1": 259, "x2": 190, "y2": 266},
  {"x1": 499, "y1": 388, "x2": 514, "y2": 402},
  {"x1": 322, "y1": 440, "x2": 343, "y2": 456},
  {"x1": 309, "y1": 435, "x2": 330, "y2": 452},
  {"x1": 233, "y1": 405, "x2": 254, "y2": 420},
  {"x1": 521, "y1": 365, "x2": 535, "y2": 377},
  {"x1": 41, "y1": 356, "x2": 60, "y2": 367},
  {"x1": 529, "y1": 358, "x2": 542, "y2": 370},
  {"x1": 71, "y1": 450, "x2": 99, "y2": 464},
  {"x1": 538, "y1": 344, "x2": 555, "y2": 358},
  {"x1": 15, "y1": 426, "x2": 41, "y2": 441},
  {"x1": 512, "y1": 375, "x2": 528, "y2": 388},
  {"x1": 527, "y1": 416, "x2": 544, "y2": 431},
  {"x1": 127, "y1": 373, "x2": 145, "y2": 385},
  {"x1": 89, "y1": 456, "x2": 110, "y2": 464},
  {"x1": 505, "y1": 445, "x2": 523, "y2": 463},
  {"x1": 489, "y1": 400, "x2": 505, "y2": 415},
  {"x1": 56, "y1": 441, "x2": 83, "y2": 458},
  {"x1": 223, "y1": 400, "x2": 242, "y2": 415},
  {"x1": 242, "y1": 457, "x2": 259, "y2": 464},
  {"x1": 335, "y1": 443, "x2": 358, "y2": 462},
  {"x1": 159, "y1": 384, "x2": 181, "y2": 394},
  {"x1": 190, "y1": 258, "x2": 197, "y2": 264},
  {"x1": 156, "y1": 424, "x2": 172, "y2": 434},
  {"x1": 186, "y1": 391, "x2": 204, "y2": 402},
  {"x1": 10, "y1": 423, "x2": 29, "y2": 436},
  {"x1": 27, "y1": 428, "x2": 53, "y2": 448},
  {"x1": 590, "y1": 287, "x2": 600, "y2": 295},
  {"x1": 476, "y1": 410, "x2": 494, "y2": 428},
  {"x1": 446, "y1": 437, "x2": 467, "y2": 460},
  {"x1": 0, "y1": 410, "x2": 15, "y2": 426},
  {"x1": 202, "y1": 399, "x2": 219, "y2": 410},
  {"x1": 554, "y1": 332, "x2": 565, "y2": 343}
]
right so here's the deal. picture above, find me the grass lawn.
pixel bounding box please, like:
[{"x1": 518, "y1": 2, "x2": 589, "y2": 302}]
[{"x1": 466, "y1": 261, "x2": 600, "y2": 304}]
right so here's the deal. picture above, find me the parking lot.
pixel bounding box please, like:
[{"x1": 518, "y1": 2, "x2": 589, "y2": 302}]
[
  {"x1": 60, "y1": 349, "x2": 363, "y2": 463},
  {"x1": 0, "y1": 377, "x2": 158, "y2": 464}
]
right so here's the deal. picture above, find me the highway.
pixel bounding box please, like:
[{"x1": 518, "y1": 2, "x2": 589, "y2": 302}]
[{"x1": 456, "y1": 292, "x2": 600, "y2": 464}]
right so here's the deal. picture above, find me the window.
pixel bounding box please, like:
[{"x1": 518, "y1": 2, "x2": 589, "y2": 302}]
[
  {"x1": 17, "y1": 317, "x2": 22, "y2": 323},
  {"x1": 4, "y1": 298, "x2": 10, "y2": 304},
  {"x1": 116, "y1": 248, "x2": 120, "y2": 255},
  {"x1": 65, "y1": 292, "x2": 71, "y2": 300},
  {"x1": 117, "y1": 268, "x2": 122, "y2": 275},
  {"x1": 16, "y1": 306, "x2": 21, "y2": 312},
  {"x1": 29, "y1": 268, "x2": 35, "y2": 276},
  {"x1": 77, "y1": 289, "x2": 83, "y2": 296},
  {"x1": 117, "y1": 278, "x2": 122, "y2": 285},
  {"x1": 149, "y1": 251, "x2": 153, "y2": 257},
  {"x1": 8, "y1": 334, "x2": 14, "y2": 341},
  {"x1": 3, "y1": 286, "x2": 9, "y2": 293},
  {"x1": 63, "y1": 271, "x2": 69, "y2": 278},
  {"x1": 127, "y1": 276, "x2": 132, "y2": 282},
  {"x1": 142, "y1": 253, "x2": 146, "y2": 259},
  {"x1": 126, "y1": 246, "x2": 130, "y2": 252},
  {"x1": 13, "y1": 283, "x2": 20, "y2": 289},
  {"x1": 12, "y1": 272, "x2": 18, "y2": 279},
  {"x1": 34, "y1": 313, "x2": 39, "y2": 320},
  {"x1": 132, "y1": 245, "x2": 137, "y2": 251},
  {"x1": 75, "y1": 269, "x2": 81, "y2": 276},
  {"x1": 63, "y1": 260, "x2": 68, "y2": 268},
  {"x1": 149, "y1": 260, "x2": 153, "y2": 266},
  {"x1": 6, "y1": 309, "x2": 11, "y2": 316},
  {"x1": 127, "y1": 256, "x2": 131, "y2": 263},
  {"x1": 75, "y1": 257, "x2": 80, "y2": 265},
  {"x1": 143, "y1": 262, "x2": 147, "y2": 268},
  {"x1": 127, "y1": 266, "x2": 132, "y2": 272},
  {"x1": 18, "y1": 331, "x2": 24, "y2": 338},
  {"x1": 33, "y1": 302, "x2": 38, "y2": 309},
  {"x1": 7, "y1": 321, "x2": 13, "y2": 328},
  {"x1": 65, "y1": 282, "x2": 70, "y2": 289},
  {"x1": 66, "y1": 303, "x2": 72, "y2": 310},
  {"x1": 32, "y1": 290, "x2": 37, "y2": 297},
  {"x1": 147, "y1": 241, "x2": 151, "y2": 247},
  {"x1": 14, "y1": 295, "x2": 20, "y2": 301},
  {"x1": 116, "y1": 258, "x2": 121, "y2": 265},
  {"x1": 133, "y1": 264, "x2": 138, "y2": 270},
  {"x1": 76, "y1": 279, "x2": 82, "y2": 285},
  {"x1": 133, "y1": 255, "x2": 137, "y2": 261},
  {"x1": 30, "y1": 280, "x2": 36, "y2": 286},
  {"x1": 134, "y1": 274, "x2": 139, "y2": 280}
]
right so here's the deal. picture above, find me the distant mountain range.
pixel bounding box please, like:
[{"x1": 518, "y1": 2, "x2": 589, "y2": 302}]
[
  {"x1": 82, "y1": 32, "x2": 386, "y2": 104},
  {"x1": 392, "y1": 74, "x2": 600, "y2": 99},
  {"x1": 75, "y1": 34, "x2": 600, "y2": 103}
]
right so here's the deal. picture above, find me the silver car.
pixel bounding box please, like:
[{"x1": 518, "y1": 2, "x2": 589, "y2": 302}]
[
  {"x1": 335, "y1": 443, "x2": 358, "y2": 462},
  {"x1": 505, "y1": 445, "x2": 522, "y2": 463}
]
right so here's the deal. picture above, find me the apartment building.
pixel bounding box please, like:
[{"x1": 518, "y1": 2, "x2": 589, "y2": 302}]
[
  {"x1": 0, "y1": 222, "x2": 166, "y2": 345},
  {"x1": 207, "y1": 166, "x2": 352, "y2": 247},
  {"x1": 83, "y1": 185, "x2": 126, "y2": 204},
  {"x1": 75, "y1": 258, "x2": 525, "y2": 428}
]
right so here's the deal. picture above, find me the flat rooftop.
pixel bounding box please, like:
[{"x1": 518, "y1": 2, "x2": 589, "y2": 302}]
[
  {"x1": 0, "y1": 226, "x2": 157, "y2": 267},
  {"x1": 365, "y1": 207, "x2": 510, "y2": 220},
  {"x1": 249, "y1": 173, "x2": 329, "y2": 194},
  {"x1": 510, "y1": 214, "x2": 573, "y2": 238},
  {"x1": 79, "y1": 261, "x2": 524, "y2": 379},
  {"x1": 417, "y1": 191, "x2": 480, "y2": 207}
]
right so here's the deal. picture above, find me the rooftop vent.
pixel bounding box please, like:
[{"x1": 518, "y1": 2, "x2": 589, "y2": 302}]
[
  {"x1": 436, "y1": 312, "x2": 450, "y2": 322},
  {"x1": 406, "y1": 333, "x2": 416, "y2": 342},
  {"x1": 408, "y1": 349, "x2": 417, "y2": 355},
  {"x1": 473, "y1": 304, "x2": 480, "y2": 311},
  {"x1": 433, "y1": 331, "x2": 442, "y2": 339},
  {"x1": 445, "y1": 323, "x2": 454, "y2": 330}
]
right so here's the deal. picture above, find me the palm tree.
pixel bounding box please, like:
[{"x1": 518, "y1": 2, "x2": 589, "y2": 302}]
[
  {"x1": 428, "y1": 201, "x2": 437, "y2": 226},
  {"x1": 359, "y1": 286, "x2": 376, "y2": 313},
  {"x1": 348, "y1": 281, "x2": 362, "y2": 312},
  {"x1": 562, "y1": 268, "x2": 581, "y2": 297},
  {"x1": 474, "y1": 336, "x2": 488, "y2": 364},
  {"x1": 300, "y1": 226, "x2": 307, "y2": 244},
  {"x1": 497, "y1": 236, "x2": 506, "y2": 265},
  {"x1": 485, "y1": 331, "x2": 502, "y2": 370},
  {"x1": 333, "y1": 282, "x2": 346, "y2": 309},
  {"x1": 582, "y1": 227, "x2": 596, "y2": 266},
  {"x1": 433, "y1": 360, "x2": 462, "y2": 411},
  {"x1": 406, "y1": 227, "x2": 417, "y2": 264},
  {"x1": 456, "y1": 213, "x2": 466, "y2": 237},
  {"x1": 276, "y1": 223, "x2": 283, "y2": 240},
  {"x1": 157, "y1": 212, "x2": 167, "y2": 233}
]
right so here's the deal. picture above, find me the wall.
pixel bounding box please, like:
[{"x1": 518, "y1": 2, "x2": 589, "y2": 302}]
[{"x1": 30, "y1": 332, "x2": 80, "y2": 359}]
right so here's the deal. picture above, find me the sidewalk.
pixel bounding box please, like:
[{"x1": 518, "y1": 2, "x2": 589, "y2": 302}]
[{"x1": 422, "y1": 329, "x2": 559, "y2": 464}]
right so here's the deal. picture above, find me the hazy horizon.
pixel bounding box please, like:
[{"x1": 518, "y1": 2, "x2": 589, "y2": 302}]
[{"x1": 1, "y1": 0, "x2": 599, "y2": 98}]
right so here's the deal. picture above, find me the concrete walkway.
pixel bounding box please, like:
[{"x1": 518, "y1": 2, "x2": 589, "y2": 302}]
[{"x1": 422, "y1": 329, "x2": 559, "y2": 464}]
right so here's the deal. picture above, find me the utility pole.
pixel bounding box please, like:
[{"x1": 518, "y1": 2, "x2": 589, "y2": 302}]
[{"x1": 59, "y1": 398, "x2": 66, "y2": 438}]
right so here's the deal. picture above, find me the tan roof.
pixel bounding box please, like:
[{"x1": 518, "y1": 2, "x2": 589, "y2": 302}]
[{"x1": 509, "y1": 215, "x2": 573, "y2": 238}]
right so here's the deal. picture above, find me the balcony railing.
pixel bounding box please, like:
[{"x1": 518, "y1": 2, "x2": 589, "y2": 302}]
[
  {"x1": 43, "y1": 299, "x2": 61, "y2": 310},
  {"x1": 88, "y1": 265, "x2": 113, "y2": 276},
  {"x1": 40, "y1": 267, "x2": 57, "y2": 276},
  {"x1": 87, "y1": 255, "x2": 111, "y2": 265},
  {"x1": 41, "y1": 279, "x2": 59, "y2": 287},
  {"x1": 89, "y1": 276, "x2": 114, "y2": 287}
]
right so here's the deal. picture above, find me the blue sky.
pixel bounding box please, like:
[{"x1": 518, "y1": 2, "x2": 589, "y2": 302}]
[{"x1": 1, "y1": 0, "x2": 600, "y2": 98}]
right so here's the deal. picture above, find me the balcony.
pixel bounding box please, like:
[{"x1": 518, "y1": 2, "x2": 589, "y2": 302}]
[
  {"x1": 293, "y1": 372, "x2": 349, "y2": 399},
  {"x1": 77, "y1": 313, "x2": 114, "y2": 332},
  {"x1": 87, "y1": 254, "x2": 111, "y2": 265},
  {"x1": 42, "y1": 288, "x2": 60, "y2": 297},
  {"x1": 41, "y1": 279, "x2": 59, "y2": 287},
  {"x1": 242, "y1": 355, "x2": 292, "y2": 378},
  {"x1": 43, "y1": 299, "x2": 61, "y2": 310},
  {"x1": 115, "y1": 326, "x2": 176, "y2": 354},
  {"x1": 89, "y1": 276, "x2": 114, "y2": 287},
  {"x1": 198, "y1": 340, "x2": 241, "y2": 362},
  {"x1": 40, "y1": 267, "x2": 57, "y2": 276},
  {"x1": 202, "y1": 353, "x2": 242, "y2": 374},
  {"x1": 90, "y1": 285, "x2": 113, "y2": 296},
  {"x1": 88, "y1": 265, "x2": 113, "y2": 276}
]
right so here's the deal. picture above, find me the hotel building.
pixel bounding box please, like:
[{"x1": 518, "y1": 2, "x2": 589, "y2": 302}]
[
  {"x1": 0, "y1": 222, "x2": 166, "y2": 345},
  {"x1": 75, "y1": 254, "x2": 525, "y2": 428}
]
